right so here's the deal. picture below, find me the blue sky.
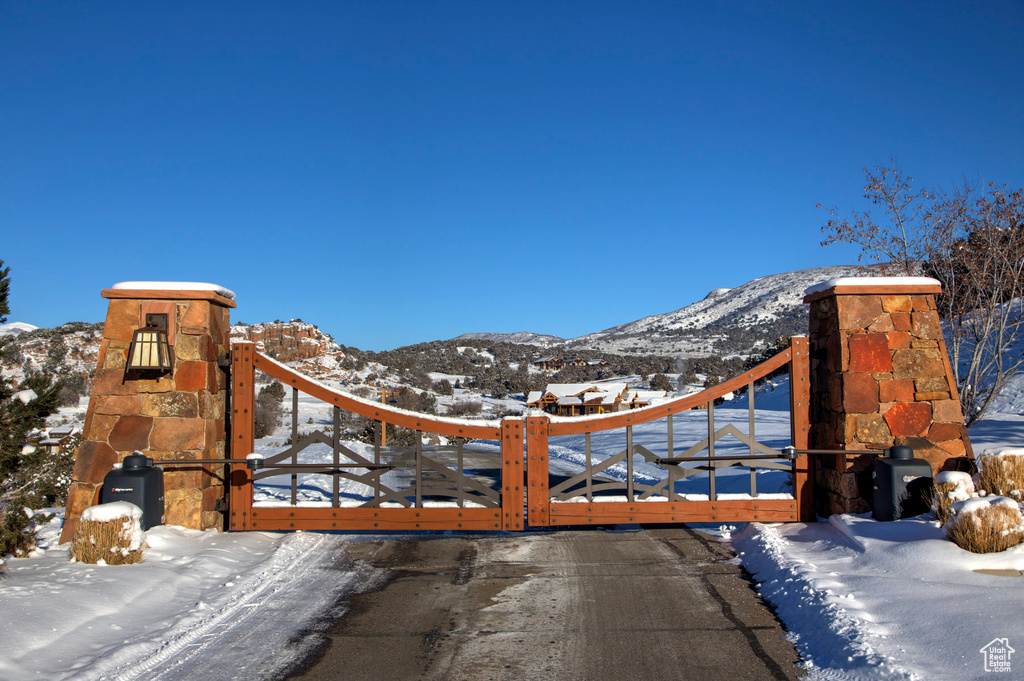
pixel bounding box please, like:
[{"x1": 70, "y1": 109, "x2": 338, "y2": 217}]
[{"x1": 2, "y1": 1, "x2": 1022, "y2": 350}]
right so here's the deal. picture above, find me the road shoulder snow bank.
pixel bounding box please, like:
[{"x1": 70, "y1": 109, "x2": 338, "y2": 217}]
[{"x1": 733, "y1": 515, "x2": 1024, "y2": 680}]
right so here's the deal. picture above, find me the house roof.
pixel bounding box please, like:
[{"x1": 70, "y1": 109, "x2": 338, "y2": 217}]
[
  {"x1": 530, "y1": 382, "x2": 641, "y2": 409},
  {"x1": 627, "y1": 389, "x2": 670, "y2": 404},
  {"x1": 583, "y1": 393, "x2": 619, "y2": 405},
  {"x1": 526, "y1": 391, "x2": 545, "y2": 404},
  {"x1": 633, "y1": 390, "x2": 669, "y2": 400},
  {"x1": 543, "y1": 384, "x2": 601, "y2": 398}
]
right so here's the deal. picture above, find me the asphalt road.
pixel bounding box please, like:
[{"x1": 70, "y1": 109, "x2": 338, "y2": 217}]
[{"x1": 285, "y1": 526, "x2": 802, "y2": 681}]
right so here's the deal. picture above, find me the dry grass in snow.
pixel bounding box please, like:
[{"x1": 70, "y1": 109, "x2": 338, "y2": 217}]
[
  {"x1": 944, "y1": 496, "x2": 1024, "y2": 554},
  {"x1": 70, "y1": 503, "x2": 145, "y2": 565},
  {"x1": 976, "y1": 448, "x2": 1024, "y2": 499},
  {"x1": 930, "y1": 471, "x2": 975, "y2": 525}
]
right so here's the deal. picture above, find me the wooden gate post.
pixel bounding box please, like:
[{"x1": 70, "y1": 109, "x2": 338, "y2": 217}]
[
  {"x1": 229, "y1": 341, "x2": 255, "y2": 530},
  {"x1": 500, "y1": 418, "x2": 524, "y2": 531},
  {"x1": 525, "y1": 415, "x2": 550, "y2": 527},
  {"x1": 804, "y1": 277, "x2": 973, "y2": 516},
  {"x1": 788, "y1": 336, "x2": 814, "y2": 521},
  {"x1": 59, "y1": 282, "x2": 235, "y2": 543}
]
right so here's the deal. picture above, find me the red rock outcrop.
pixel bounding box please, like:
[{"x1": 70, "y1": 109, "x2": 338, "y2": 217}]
[{"x1": 230, "y1": 321, "x2": 339, "y2": 364}]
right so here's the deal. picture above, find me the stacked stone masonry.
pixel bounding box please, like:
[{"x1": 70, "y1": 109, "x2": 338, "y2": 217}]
[
  {"x1": 806, "y1": 282, "x2": 973, "y2": 516},
  {"x1": 59, "y1": 288, "x2": 234, "y2": 543}
]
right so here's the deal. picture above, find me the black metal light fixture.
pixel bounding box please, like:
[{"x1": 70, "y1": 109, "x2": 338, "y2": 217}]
[{"x1": 127, "y1": 313, "x2": 173, "y2": 373}]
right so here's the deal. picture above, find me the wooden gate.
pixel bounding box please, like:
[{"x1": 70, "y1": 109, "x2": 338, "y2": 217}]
[
  {"x1": 524, "y1": 337, "x2": 814, "y2": 526},
  {"x1": 228, "y1": 342, "x2": 523, "y2": 531},
  {"x1": 226, "y1": 338, "x2": 812, "y2": 531}
]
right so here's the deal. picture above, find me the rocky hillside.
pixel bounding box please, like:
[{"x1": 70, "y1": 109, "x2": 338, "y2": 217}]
[
  {"x1": 230, "y1": 320, "x2": 342, "y2": 364},
  {"x1": 0, "y1": 320, "x2": 347, "y2": 397},
  {"x1": 0, "y1": 322, "x2": 103, "y2": 384},
  {"x1": 0, "y1": 322, "x2": 104, "y2": 410}
]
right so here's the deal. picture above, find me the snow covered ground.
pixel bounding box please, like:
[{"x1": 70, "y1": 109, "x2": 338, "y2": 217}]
[
  {"x1": 3, "y1": 378, "x2": 1024, "y2": 679},
  {"x1": 733, "y1": 512, "x2": 1024, "y2": 680},
  {"x1": 718, "y1": 411, "x2": 1024, "y2": 681},
  {"x1": 0, "y1": 517, "x2": 381, "y2": 681}
]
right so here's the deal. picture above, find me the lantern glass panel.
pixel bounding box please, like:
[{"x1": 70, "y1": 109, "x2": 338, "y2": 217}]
[{"x1": 128, "y1": 327, "x2": 171, "y2": 371}]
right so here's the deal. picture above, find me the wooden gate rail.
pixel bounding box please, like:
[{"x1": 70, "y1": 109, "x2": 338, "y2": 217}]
[
  {"x1": 527, "y1": 337, "x2": 813, "y2": 526},
  {"x1": 229, "y1": 343, "x2": 524, "y2": 532}
]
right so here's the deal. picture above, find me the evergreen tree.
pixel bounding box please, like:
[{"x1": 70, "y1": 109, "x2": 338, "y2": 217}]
[
  {"x1": 649, "y1": 373, "x2": 673, "y2": 392},
  {"x1": 253, "y1": 380, "x2": 286, "y2": 439},
  {"x1": 0, "y1": 261, "x2": 65, "y2": 556}
]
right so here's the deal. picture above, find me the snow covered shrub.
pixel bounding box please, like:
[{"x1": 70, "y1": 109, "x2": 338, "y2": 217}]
[
  {"x1": 58, "y1": 374, "x2": 88, "y2": 406},
  {"x1": 931, "y1": 471, "x2": 976, "y2": 524},
  {"x1": 349, "y1": 386, "x2": 374, "y2": 399},
  {"x1": 448, "y1": 400, "x2": 483, "y2": 417},
  {"x1": 976, "y1": 448, "x2": 1024, "y2": 499},
  {"x1": 944, "y1": 496, "x2": 1024, "y2": 554},
  {"x1": 70, "y1": 502, "x2": 145, "y2": 565}
]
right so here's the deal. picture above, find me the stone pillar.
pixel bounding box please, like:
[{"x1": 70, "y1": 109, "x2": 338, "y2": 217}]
[
  {"x1": 59, "y1": 283, "x2": 235, "y2": 543},
  {"x1": 805, "y1": 277, "x2": 973, "y2": 516}
]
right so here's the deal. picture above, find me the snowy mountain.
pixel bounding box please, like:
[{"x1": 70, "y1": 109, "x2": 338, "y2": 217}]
[
  {"x1": 0, "y1": 322, "x2": 39, "y2": 336},
  {"x1": 452, "y1": 266, "x2": 880, "y2": 359},
  {"x1": 559, "y1": 264, "x2": 876, "y2": 358}
]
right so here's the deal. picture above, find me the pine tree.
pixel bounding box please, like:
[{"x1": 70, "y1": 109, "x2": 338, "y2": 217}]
[{"x1": 0, "y1": 261, "x2": 65, "y2": 556}]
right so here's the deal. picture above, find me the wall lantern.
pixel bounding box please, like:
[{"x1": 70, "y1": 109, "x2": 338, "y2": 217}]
[{"x1": 127, "y1": 313, "x2": 174, "y2": 373}]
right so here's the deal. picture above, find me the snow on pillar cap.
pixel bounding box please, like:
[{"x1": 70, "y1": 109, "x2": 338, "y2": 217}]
[
  {"x1": 803, "y1": 276, "x2": 941, "y2": 298},
  {"x1": 111, "y1": 281, "x2": 236, "y2": 300}
]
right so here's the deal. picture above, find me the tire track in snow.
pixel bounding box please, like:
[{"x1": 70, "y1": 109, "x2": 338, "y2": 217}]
[{"x1": 72, "y1": 532, "x2": 358, "y2": 681}]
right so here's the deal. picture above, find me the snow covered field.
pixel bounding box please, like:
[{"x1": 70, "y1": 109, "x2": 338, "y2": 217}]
[
  {"x1": 3, "y1": 381, "x2": 1024, "y2": 679},
  {"x1": 251, "y1": 400, "x2": 795, "y2": 507}
]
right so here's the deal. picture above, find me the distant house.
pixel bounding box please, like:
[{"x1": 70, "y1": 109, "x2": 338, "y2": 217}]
[
  {"x1": 36, "y1": 425, "x2": 78, "y2": 456},
  {"x1": 527, "y1": 383, "x2": 669, "y2": 416},
  {"x1": 532, "y1": 356, "x2": 589, "y2": 371}
]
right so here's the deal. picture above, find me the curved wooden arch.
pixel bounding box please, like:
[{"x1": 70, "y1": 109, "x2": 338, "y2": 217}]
[
  {"x1": 547, "y1": 344, "x2": 795, "y2": 436},
  {"x1": 253, "y1": 353, "x2": 502, "y2": 440}
]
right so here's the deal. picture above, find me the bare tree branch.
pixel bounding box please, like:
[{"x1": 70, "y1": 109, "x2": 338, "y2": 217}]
[{"x1": 822, "y1": 166, "x2": 1024, "y2": 426}]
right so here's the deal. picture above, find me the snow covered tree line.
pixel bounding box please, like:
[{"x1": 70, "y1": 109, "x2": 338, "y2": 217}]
[
  {"x1": 821, "y1": 162, "x2": 1024, "y2": 425},
  {"x1": 0, "y1": 260, "x2": 70, "y2": 556},
  {"x1": 350, "y1": 339, "x2": 676, "y2": 401}
]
